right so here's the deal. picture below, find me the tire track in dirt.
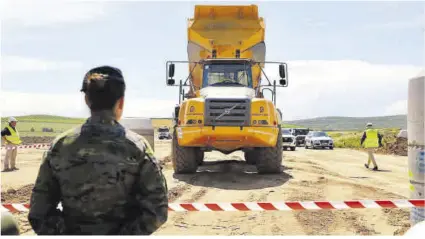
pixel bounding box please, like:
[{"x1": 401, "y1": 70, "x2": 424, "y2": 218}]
[
  {"x1": 285, "y1": 159, "x2": 411, "y2": 235},
  {"x1": 167, "y1": 184, "x2": 192, "y2": 202},
  {"x1": 288, "y1": 179, "x2": 380, "y2": 235}
]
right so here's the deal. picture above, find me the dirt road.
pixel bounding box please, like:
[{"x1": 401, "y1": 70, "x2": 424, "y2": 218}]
[{"x1": 1, "y1": 140, "x2": 411, "y2": 235}]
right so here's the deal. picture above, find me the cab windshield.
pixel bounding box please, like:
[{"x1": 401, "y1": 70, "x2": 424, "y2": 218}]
[
  {"x1": 293, "y1": 129, "x2": 309, "y2": 136},
  {"x1": 158, "y1": 128, "x2": 169, "y2": 132},
  {"x1": 202, "y1": 63, "x2": 253, "y2": 88},
  {"x1": 312, "y1": 132, "x2": 328, "y2": 137}
]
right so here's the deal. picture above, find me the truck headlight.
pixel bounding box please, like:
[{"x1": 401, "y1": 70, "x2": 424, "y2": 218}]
[{"x1": 258, "y1": 120, "x2": 268, "y2": 125}]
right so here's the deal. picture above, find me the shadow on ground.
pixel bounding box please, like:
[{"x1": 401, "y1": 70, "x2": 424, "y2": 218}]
[
  {"x1": 375, "y1": 169, "x2": 392, "y2": 172},
  {"x1": 173, "y1": 159, "x2": 293, "y2": 190}
]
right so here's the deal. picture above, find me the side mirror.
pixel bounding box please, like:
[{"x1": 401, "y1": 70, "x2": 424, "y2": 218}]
[
  {"x1": 167, "y1": 79, "x2": 175, "y2": 85},
  {"x1": 279, "y1": 64, "x2": 286, "y2": 79},
  {"x1": 277, "y1": 108, "x2": 283, "y2": 120},
  {"x1": 168, "y1": 63, "x2": 175, "y2": 78},
  {"x1": 279, "y1": 79, "x2": 287, "y2": 86}
]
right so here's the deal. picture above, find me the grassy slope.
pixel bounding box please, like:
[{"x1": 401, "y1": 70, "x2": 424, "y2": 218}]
[
  {"x1": 286, "y1": 115, "x2": 406, "y2": 131},
  {"x1": 1, "y1": 115, "x2": 85, "y2": 137},
  {"x1": 327, "y1": 128, "x2": 400, "y2": 149}
]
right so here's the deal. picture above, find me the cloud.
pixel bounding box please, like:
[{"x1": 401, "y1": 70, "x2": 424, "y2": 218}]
[
  {"x1": 265, "y1": 60, "x2": 422, "y2": 120},
  {"x1": 304, "y1": 18, "x2": 328, "y2": 28},
  {"x1": 362, "y1": 15, "x2": 424, "y2": 30},
  {"x1": 384, "y1": 100, "x2": 407, "y2": 115},
  {"x1": 0, "y1": 60, "x2": 422, "y2": 120},
  {"x1": 0, "y1": 0, "x2": 108, "y2": 27},
  {"x1": 1, "y1": 56, "x2": 83, "y2": 73}
]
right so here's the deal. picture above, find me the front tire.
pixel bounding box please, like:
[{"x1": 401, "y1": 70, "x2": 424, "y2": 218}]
[
  {"x1": 244, "y1": 150, "x2": 259, "y2": 165},
  {"x1": 256, "y1": 128, "x2": 283, "y2": 174},
  {"x1": 171, "y1": 130, "x2": 198, "y2": 174},
  {"x1": 290, "y1": 147, "x2": 296, "y2": 151}
]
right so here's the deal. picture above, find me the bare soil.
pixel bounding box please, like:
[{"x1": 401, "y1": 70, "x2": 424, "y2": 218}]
[{"x1": 1, "y1": 139, "x2": 412, "y2": 235}]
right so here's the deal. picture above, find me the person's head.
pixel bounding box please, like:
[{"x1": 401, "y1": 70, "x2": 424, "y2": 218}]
[
  {"x1": 8, "y1": 117, "x2": 17, "y2": 127},
  {"x1": 81, "y1": 66, "x2": 126, "y2": 120},
  {"x1": 366, "y1": 122, "x2": 373, "y2": 128}
]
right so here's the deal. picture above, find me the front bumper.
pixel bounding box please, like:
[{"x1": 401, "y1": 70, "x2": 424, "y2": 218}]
[
  {"x1": 282, "y1": 138, "x2": 296, "y2": 147},
  {"x1": 312, "y1": 141, "x2": 334, "y2": 147},
  {"x1": 176, "y1": 126, "x2": 279, "y2": 151},
  {"x1": 295, "y1": 138, "x2": 306, "y2": 145}
]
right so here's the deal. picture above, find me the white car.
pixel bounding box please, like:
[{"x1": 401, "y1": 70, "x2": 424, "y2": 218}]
[
  {"x1": 282, "y1": 129, "x2": 296, "y2": 151},
  {"x1": 157, "y1": 126, "x2": 172, "y2": 140},
  {"x1": 305, "y1": 131, "x2": 334, "y2": 150}
]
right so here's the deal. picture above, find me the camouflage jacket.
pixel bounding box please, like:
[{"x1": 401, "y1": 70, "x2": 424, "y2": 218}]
[{"x1": 28, "y1": 111, "x2": 168, "y2": 235}]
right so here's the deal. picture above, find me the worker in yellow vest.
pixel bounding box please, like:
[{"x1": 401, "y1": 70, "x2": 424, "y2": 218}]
[
  {"x1": 1, "y1": 117, "x2": 22, "y2": 172},
  {"x1": 361, "y1": 122, "x2": 383, "y2": 171}
]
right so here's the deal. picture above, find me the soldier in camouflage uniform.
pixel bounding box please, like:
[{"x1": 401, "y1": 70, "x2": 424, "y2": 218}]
[{"x1": 28, "y1": 66, "x2": 168, "y2": 235}]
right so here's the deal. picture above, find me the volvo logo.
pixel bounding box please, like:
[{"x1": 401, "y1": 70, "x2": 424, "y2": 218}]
[{"x1": 215, "y1": 103, "x2": 240, "y2": 121}]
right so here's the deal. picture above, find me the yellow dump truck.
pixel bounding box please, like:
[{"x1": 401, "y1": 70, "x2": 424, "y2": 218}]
[{"x1": 166, "y1": 5, "x2": 288, "y2": 174}]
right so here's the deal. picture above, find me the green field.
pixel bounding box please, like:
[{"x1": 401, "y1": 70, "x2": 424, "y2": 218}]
[{"x1": 1, "y1": 115, "x2": 85, "y2": 137}]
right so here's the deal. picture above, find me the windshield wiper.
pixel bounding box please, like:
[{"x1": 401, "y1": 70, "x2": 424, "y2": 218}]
[{"x1": 210, "y1": 81, "x2": 243, "y2": 86}]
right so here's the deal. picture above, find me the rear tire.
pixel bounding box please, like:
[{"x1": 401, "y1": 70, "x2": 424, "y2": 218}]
[
  {"x1": 256, "y1": 128, "x2": 283, "y2": 174},
  {"x1": 290, "y1": 147, "x2": 295, "y2": 151},
  {"x1": 171, "y1": 130, "x2": 198, "y2": 174},
  {"x1": 195, "y1": 149, "x2": 204, "y2": 165},
  {"x1": 244, "y1": 150, "x2": 259, "y2": 165}
]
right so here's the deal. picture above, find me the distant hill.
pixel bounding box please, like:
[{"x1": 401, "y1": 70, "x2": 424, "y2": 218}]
[
  {"x1": 1, "y1": 114, "x2": 407, "y2": 132},
  {"x1": 1, "y1": 115, "x2": 85, "y2": 124},
  {"x1": 286, "y1": 115, "x2": 407, "y2": 131}
]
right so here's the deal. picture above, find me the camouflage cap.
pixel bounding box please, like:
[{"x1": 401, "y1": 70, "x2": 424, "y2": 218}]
[{"x1": 81, "y1": 66, "x2": 125, "y2": 92}]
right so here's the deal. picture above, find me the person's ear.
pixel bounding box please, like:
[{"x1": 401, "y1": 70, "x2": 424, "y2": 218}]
[
  {"x1": 85, "y1": 94, "x2": 90, "y2": 107},
  {"x1": 118, "y1": 97, "x2": 124, "y2": 110}
]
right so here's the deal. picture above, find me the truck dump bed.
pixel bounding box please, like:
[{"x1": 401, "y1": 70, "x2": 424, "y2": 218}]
[{"x1": 187, "y1": 5, "x2": 266, "y2": 92}]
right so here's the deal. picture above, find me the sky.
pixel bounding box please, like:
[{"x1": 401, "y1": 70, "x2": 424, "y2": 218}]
[{"x1": 0, "y1": 0, "x2": 424, "y2": 120}]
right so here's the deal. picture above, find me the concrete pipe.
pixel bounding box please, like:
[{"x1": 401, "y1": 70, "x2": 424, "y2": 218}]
[
  {"x1": 408, "y1": 75, "x2": 425, "y2": 226},
  {"x1": 120, "y1": 117, "x2": 155, "y2": 151}
]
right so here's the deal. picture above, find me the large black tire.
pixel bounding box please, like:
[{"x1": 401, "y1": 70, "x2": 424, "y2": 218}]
[
  {"x1": 171, "y1": 130, "x2": 198, "y2": 174},
  {"x1": 256, "y1": 128, "x2": 283, "y2": 174},
  {"x1": 195, "y1": 149, "x2": 204, "y2": 165},
  {"x1": 290, "y1": 147, "x2": 295, "y2": 151},
  {"x1": 244, "y1": 150, "x2": 259, "y2": 165}
]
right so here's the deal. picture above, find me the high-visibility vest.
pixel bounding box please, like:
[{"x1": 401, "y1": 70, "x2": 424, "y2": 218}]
[
  {"x1": 141, "y1": 136, "x2": 154, "y2": 158},
  {"x1": 4, "y1": 125, "x2": 22, "y2": 145},
  {"x1": 364, "y1": 129, "x2": 379, "y2": 148}
]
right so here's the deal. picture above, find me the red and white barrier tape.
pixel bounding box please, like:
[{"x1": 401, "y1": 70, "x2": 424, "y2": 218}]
[
  {"x1": 2, "y1": 200, "x2": 424, "y2": 213},
  {"x1": 1, "y1": 144, "x2": 51, "y2": 150}
]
